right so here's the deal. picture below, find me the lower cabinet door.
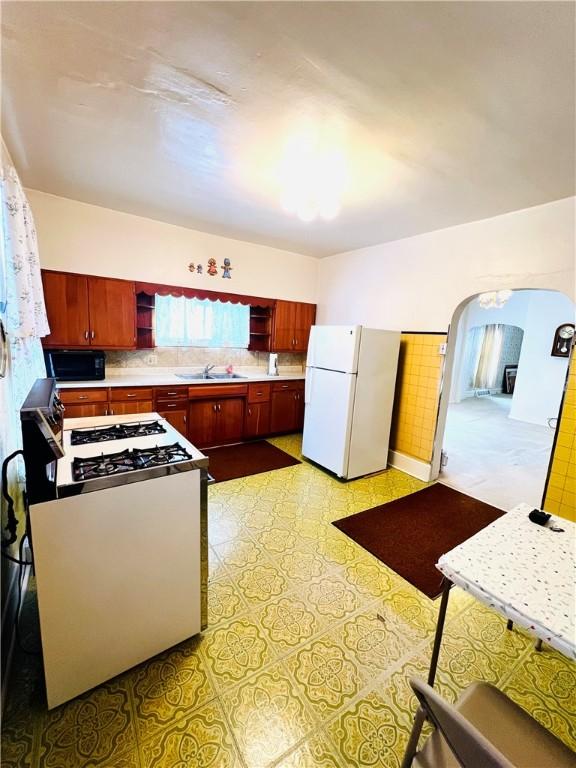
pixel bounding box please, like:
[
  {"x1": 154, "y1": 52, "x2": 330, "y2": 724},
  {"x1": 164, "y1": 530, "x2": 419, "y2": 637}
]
[
  {"x1": 244, "y1": 401, "x2": 271, "y2": 438},
  {"x1": 188, "y1": 400, "x2": 218, "y2": 447},
  {"x1": 157, "y1": 408, "x2": 187, "y2": 437},
  {"x1": 109, "y1": 401, "x2": 154, "y2": 416},
  {"x1": 63, "y1": 403, "x2": 109, "y2": 418},
  {"x1": 216, "y1": 398, "x2": 245, "y2": 444},
  {"x1": 270, "y1": 390, "x2": 299, "y2": 433}
]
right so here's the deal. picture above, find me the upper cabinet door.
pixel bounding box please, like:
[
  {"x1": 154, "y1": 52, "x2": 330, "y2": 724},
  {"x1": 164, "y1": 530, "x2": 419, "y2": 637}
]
[
  {"x1": 293, "y1": 303, "x2": 316, "y2": 352},
  {"x1": 88, "y1": 277, "x2": 136, "y2": 348},
  {"x1": 271, "y1": 300, "x2": 296, "y2": 352},
  {"x1": 271, "y1": 301, "x2": 317, "y2": 353},
  {"x1": 42, "y1": 271, "x2": 90, "y2": 347}
]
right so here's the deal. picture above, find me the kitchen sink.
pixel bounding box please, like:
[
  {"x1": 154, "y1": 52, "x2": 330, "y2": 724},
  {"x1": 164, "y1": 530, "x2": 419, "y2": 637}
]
[{"x1": 176, "y1": 373, "x2": 247, "y2": 380}]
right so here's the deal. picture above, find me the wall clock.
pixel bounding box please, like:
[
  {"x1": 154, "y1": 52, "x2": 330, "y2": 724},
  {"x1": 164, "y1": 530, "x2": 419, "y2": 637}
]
[{"x1": 551, "y1": 323, "x2": 575, "y2": 357}]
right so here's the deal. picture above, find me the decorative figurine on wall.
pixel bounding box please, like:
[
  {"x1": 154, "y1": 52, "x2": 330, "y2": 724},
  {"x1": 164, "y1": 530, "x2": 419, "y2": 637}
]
[
  {"x1": 188, "y1": 262, "x2": 195, "y2": 272},
  {"x1": 207, "y1": 258, "x2": 218, "y2": 276},
  {"x1": 221, "y1": 258, "x2": 232, "y2": 279},
  {"x1": 196, "y1": 264, "x2": 203, "y2": 275}
]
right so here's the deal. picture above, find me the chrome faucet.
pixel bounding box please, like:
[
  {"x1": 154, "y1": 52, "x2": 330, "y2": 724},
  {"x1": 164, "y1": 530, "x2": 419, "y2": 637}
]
[{"x1": 203, "y1": 364, "x2": 215, "y2": 377}]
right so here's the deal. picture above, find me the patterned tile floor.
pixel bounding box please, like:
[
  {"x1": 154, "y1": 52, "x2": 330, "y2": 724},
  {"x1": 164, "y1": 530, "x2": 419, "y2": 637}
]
[{"x1": 3, "y1": 434, "x2": 575, "y2": 767}]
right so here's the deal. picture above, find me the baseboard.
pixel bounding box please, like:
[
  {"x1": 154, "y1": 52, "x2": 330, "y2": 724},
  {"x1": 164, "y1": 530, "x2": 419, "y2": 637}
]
[{"x1": 388, "y1": 449, "x2": 433, "y2": 482}]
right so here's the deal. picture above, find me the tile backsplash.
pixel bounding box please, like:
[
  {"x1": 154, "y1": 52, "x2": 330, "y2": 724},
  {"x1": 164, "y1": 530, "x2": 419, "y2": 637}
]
[{"x1": 105, "y1": 348, "x2": 306, "y2": 371}]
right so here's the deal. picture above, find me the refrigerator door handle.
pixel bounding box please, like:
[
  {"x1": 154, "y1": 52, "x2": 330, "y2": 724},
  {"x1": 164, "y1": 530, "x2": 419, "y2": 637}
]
[{"x1": 304, "y1": 367, "x2": 314, "y2": 405}]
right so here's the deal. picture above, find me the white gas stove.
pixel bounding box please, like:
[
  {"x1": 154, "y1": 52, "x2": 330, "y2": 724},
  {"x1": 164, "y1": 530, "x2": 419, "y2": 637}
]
[
  {"x1": 57, "y1": 412, "x2": 207, "y2": 493},
  {"x1": 28, "y1": 408, "x2": 209, "y2": 709}
]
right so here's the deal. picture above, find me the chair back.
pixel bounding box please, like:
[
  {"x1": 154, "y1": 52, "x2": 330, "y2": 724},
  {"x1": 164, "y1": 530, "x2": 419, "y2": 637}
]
[{"x1": 409, "y1": 678, "x2": 515, "y2": 768}]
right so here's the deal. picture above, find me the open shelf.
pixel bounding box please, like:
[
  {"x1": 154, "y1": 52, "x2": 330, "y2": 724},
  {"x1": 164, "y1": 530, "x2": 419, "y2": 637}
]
[
  {"x1": 136, "y1": 292, "x2": 155, "y2": 349},
  {"x1": 248, "y1": 306, "x2": 272, "y2": 352}
]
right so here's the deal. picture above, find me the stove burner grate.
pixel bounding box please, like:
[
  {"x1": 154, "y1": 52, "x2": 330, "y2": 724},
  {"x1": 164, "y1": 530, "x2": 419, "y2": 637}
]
[
  {"x1": 72, "y1": 443, "x2": 193, "y2": 482},
  {"x1": 70, "y1": 420, "x2": 166, "y2": 446}
]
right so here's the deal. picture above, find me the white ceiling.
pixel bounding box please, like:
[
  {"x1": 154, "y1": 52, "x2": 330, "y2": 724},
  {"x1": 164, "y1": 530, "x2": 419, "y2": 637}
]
[{"x1": 2, "y1": 2, "x2": 574, "y2": 257}]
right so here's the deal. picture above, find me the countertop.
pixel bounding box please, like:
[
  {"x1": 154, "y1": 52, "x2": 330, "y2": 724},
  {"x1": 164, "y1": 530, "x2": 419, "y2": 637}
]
[{"x1": 56, "y1": 369, "x2": 305, "y2": 388}]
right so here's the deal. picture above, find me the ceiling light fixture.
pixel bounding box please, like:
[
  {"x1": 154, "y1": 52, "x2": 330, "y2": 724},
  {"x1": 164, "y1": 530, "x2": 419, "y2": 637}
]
[
  {"x1": 278, "y1": 121, "x2": 348, "y2": 223},
  {"x1": 477, "y1": 290, "x2": 513, "y2": 309}
]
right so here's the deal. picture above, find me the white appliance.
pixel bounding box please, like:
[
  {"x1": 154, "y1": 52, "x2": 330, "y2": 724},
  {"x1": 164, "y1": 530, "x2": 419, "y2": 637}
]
[
  {"x1": 29, "y1": 410, "x2": 208, "y2": 709},
  {"x1": 302, "y1": 325, "x2": 400, "y2": 479}
]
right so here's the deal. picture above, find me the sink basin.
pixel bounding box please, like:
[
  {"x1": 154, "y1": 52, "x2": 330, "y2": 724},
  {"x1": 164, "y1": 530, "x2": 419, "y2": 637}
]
[{"x1": 176, "y1": 373, "x2": 247, "y2": 380}]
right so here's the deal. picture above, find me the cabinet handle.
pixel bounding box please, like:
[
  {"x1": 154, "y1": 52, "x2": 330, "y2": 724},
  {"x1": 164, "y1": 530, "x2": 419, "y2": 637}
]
[
  {"x1": 256, "y1": 391, "x2": 263, "y2": 396},
  {"x1": 183, "y1": 415, "x2": 187, "y2": 423},
  {"x1": 166, "y1": 404, "x2": 176, "y2": 408},
  {"x1": 248, "y1": 408, "x2": 252, "y2": 416},
  {"x1": 295, "y1": 338, "x2": 298, "y2": 346},
  {"x1": 77, "y1": 395, "x2": 88, "y2": 400},
  {"x1": 84, "y1": 330, "x2": 89, "y2": 340},
  {"x1": 166, "y1": 392, "x2": 177, "y2": 396},
  {"x1": 281, "y1": 384, "x2": 289, "y2": 389},
  {"x1": 213, "y1": 404, "x2": 217, "y2": 412},
  {"x1": 109, "y1": 408, "x2": 114, "y2": 415},
  {"x1": 217, "y1": 403, "x2": 221, "y2": 412},
  {"x1": 126, "y1": 393, "x2": 136, "y2": 398},
  {"x1": 91, "y1": 330, "x2": 95, "y2": 340}
]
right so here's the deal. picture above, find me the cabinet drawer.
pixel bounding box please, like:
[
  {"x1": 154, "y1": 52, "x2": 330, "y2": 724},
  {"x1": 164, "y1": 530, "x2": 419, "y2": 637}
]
[
  {"x1": 188, "y1": 384, "x2": 248, "y2": 399},
  {"x1": 110, "y1": 387, "x2": 153, "y2": 401},
  {"x1": 59, "y1": 388, "x2": 108, "y2": 404},
  {"x1": 248, "y1": 383, "x2": 271, "y2": 403},
  {"x1": 154, "y1": 386, "x2": 188, "y2": 403},
  {"x1": 271, "y1": 380, "x2": 304, "y2": 393}
]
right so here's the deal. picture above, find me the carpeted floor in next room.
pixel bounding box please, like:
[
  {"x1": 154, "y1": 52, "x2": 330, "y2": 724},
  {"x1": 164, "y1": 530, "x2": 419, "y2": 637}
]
[{"x1": 2, "y1": 434, "x2": 575, "y2": 767}]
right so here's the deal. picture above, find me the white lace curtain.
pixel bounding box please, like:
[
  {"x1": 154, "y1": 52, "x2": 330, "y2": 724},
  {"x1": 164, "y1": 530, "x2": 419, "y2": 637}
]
[
  {"x1": 155, "y1": 294, "x2": 250, "y2": 348},
  {"x1": 468, "y1": 324, "x2": 504, "y2": 390},
  {"x1": 1, "y1": 140, "x2": 49, "y2": 550}
]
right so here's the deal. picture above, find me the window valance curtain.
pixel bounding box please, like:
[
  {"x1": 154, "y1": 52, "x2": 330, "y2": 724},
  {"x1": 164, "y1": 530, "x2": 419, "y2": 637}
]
[{"x1": 135, "y1": 281, "x2": 274, "y2": 308}]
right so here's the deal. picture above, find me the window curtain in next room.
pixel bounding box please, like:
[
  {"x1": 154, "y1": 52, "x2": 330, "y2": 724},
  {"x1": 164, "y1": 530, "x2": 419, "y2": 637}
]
[
  {"x1": 155, "y1": 294, "x2": 250, "y2": 348},
  {"x1": 0, "y1": 141, "x2": 49, "y2": 563},
  {"x1": 473, "y1": 324, "x2": 504, "y2": 390}
]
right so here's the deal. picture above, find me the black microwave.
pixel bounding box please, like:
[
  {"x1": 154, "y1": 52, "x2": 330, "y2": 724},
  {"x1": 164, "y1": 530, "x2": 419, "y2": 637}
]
[{"x1": 44, "y1": 350, "x2": 105, "y2": 381}]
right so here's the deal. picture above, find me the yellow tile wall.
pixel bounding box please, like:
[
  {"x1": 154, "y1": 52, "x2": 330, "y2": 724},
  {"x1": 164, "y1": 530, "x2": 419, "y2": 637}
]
[
  {"x1": 543, "y1": 357, "x2": 575, "y2": 522},
  {"x1": 390, "y1": 332, "x2": 447, "y2": 463}
]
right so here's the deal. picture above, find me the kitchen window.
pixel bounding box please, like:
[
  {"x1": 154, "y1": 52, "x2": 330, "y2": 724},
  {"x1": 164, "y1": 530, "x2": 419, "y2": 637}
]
[{"x1": 155, "y1": 294, "x2": 250, "y2": 348}]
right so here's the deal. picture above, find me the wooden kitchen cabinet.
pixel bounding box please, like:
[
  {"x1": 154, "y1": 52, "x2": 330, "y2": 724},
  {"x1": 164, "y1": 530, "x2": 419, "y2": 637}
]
[
  {"x1": 187, "y1": 396, "x2": 245, "y2": 447},
  {"x1": 293, "y1": 303, "x2": 316, "y2": 352},
  {"x1": 42, "y1": 270, "x2": 136, "y2": 349},
  {"x1": 109, "y1": 401, "x2": 154, "y2": 416},
  {"x1": 215, "y1": 398, "x2": 245, "y2": 443},
  {"x1": 87, "y1": 277, "x2": 137, "y2": 348},
  {"x1": 271, "y1": 300, "x2": 316, "y2": 353},
  {"x1": 157, "y1": 407, "x2": 187, "y2": 436},
  {"x1": 62, "y1": 403, "x2": 109, "y2": 419},
  {"x1": 42, "y1": 272, "x2": 91, "y2": 347},
  {"x1": 270, "y1": 381, "x2": 305, "y2": 433},
  {"x1": 244, "y1": 401, "x2": 271, "y2": 438}
]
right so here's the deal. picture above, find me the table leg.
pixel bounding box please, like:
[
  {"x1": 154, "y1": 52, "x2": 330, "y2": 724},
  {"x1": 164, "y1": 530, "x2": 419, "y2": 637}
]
[
  {"x1": 401, "y1": 579, "x2": 452, "y2": 768},
  {"x1": 428, "y1": 579, "x2": 452, "y2": 686}
]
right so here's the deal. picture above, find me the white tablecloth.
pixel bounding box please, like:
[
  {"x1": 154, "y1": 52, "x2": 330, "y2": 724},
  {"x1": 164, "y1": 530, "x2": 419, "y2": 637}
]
[{"x1": 437, "y1": 503, "x2": 576, "y2": 660}]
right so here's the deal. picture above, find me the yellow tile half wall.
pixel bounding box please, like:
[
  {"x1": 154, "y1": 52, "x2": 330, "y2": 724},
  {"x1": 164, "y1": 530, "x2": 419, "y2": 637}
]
[
  {"x1": 390, "y1": 332, "x2": 447, "y2": 464},
  {"x1": 543, "y1": 356, "x2": 575, "y2": 522}
]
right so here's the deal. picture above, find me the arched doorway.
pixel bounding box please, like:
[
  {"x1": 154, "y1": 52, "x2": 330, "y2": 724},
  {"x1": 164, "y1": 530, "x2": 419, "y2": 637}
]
[{"x1": 431, "y1": 288, "x2": 574, "y2": 509}]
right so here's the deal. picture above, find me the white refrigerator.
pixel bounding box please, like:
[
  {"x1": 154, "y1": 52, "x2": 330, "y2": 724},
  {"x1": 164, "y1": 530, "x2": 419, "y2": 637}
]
[{"x1": 302, "y1": 325, "x2": 400, "y2": 480}]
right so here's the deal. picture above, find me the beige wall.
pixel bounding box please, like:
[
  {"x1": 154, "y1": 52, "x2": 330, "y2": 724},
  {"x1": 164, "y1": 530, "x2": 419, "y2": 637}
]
[
  {"x1": 28, "y1": 190, "x2": 319, "y2": 304},
  {"x1": 316, "y1": 197, "x2": 575, "y2": 331}
]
